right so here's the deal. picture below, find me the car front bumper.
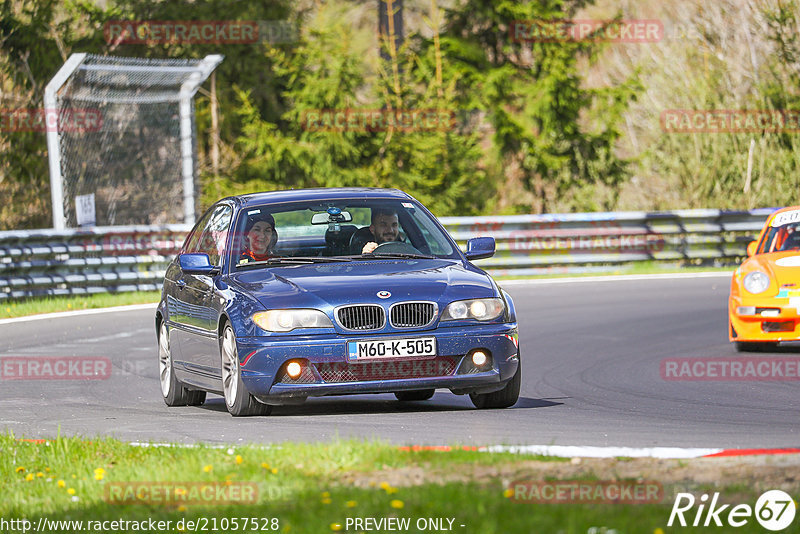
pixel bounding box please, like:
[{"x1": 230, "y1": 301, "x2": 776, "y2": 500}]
[
  {"x1": 235, "y1": 323, "x2": 519, "y2": 403},
  {"x1": 729, "y1": 294, "x2": 800, "y2": 342}
]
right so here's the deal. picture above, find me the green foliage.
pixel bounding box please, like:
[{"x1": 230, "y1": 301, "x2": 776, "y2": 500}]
[
  {"x1": 222, "y1": 2, "x2": 490, "y2": 216},
  {"x1": 8, "y1": 0, "x2": 800, "y2": 230},
  {"x1": 433, "y1": 0, "x2": 638, "y2": 213}
]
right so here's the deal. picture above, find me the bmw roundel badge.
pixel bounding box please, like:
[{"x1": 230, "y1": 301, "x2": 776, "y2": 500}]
[{"x1": 377, "y1": 291, "x2": 391, "y2": 299}]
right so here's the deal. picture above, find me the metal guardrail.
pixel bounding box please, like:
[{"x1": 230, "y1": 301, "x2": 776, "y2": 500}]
[{"x1": 0, "y1": 209, "x2": 777, "y2": 300}]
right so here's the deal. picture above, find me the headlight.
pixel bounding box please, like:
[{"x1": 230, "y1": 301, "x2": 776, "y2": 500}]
[
  {"x1": 252, "y1": 309, "x2": 333, "y2": 332},
  {"x1": 441, "y1": 298, "x2": 505, "y2": 322},
  {"x1": 743, "y1": 271, "x2": 770, "y2": 294}
]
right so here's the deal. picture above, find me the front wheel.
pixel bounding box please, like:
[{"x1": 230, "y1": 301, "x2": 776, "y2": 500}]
[
  {"x1": 470, "y1": 356, "x2": 520, "y2": 409},
  {"x1": 158, "y1": 322, "x2": 205, "y2": 407},
  {"x1": 221, "y1": 325, "x2": 271, "y2": 416}
]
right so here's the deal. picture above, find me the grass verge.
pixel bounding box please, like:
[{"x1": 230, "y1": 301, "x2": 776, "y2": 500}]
[
  {"x1": 1, "y1": 434, "x2": 794, "y2": 533},
  {"x1": 0, "y1": 291, "x2": 160, "y2": 319}
]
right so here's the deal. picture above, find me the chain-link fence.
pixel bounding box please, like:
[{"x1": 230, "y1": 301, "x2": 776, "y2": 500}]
[{"x1": 45, "y1": 53, "x2": 222, "y2": 229}]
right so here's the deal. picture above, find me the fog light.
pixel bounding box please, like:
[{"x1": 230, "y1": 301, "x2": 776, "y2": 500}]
[
  {"x1": 286, "y1": 361, "x2": 303, "y2": 379},
  {"x1": 471, "y1": 351, "x2": 488, "y2": 367},
  {"x1": 737, "y1": 306, "x2": 756, "y2": 315}
]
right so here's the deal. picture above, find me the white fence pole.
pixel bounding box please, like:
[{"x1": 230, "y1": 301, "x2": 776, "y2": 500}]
[{"x1": 44, "y1": 53, "x2": 87, "y2": 230}]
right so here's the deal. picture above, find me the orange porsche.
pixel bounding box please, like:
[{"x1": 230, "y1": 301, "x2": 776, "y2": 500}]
[{"x1": 729, "y1": 206, "x2": 800, "y2": 351}]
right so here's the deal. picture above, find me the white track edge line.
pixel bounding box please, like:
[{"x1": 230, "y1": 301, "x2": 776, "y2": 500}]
[
  {"x1": 499, "y1": 272, "x2": 732, "y2": 285},
  {"x1": 0, "y1": 303, "x2": 158, "y2": 325},
  {"x1": 126, "y1": 441, "x2": 724, "y2": 459}
]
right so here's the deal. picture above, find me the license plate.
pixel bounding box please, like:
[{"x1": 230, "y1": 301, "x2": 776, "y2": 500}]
[{"x1": 347, "y1": 337, "x2": 437, "y2": 361}]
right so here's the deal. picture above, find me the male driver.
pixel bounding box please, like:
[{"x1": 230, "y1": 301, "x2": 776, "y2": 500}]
[{"x1": 360, "y1": 208, "x2": 401, "y2": 254}]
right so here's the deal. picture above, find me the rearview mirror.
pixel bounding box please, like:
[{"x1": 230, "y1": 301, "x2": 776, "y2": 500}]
[
  {"x1": 746, "y1": 240, "x2": 758, "y2": 257},
  {"x1": 179, "y1": 253, "x2": 219, "y2": 275},
  {"x1": 312, "y1": 211, "x2": 353, "y2": 224},
  {"x1": 465, "y1": 237, "x2": 495, "y2": 260}
]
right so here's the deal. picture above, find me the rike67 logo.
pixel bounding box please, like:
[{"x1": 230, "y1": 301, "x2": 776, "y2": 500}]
[{"x1": 668, "y1": 490, "x2": 796, "y2": 531}]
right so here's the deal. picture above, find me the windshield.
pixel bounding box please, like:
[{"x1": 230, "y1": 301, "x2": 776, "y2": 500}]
[
  {"x1": 758, "y1": 220, "x2": 800, "y2": 254},
  {"x1": 232, "y1": 198, "x2": 459, "y2": 268}
]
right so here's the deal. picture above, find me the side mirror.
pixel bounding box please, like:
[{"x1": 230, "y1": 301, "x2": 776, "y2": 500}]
[
  {"x1": 179, "y1": 253, "x2": 219, "y2": 275},
  {"x1": 465, "y1": 237, "x2": 495, "y2": 260},
  {"x1": 746, "y1": 240, "x2": 758, "y2": 257}
]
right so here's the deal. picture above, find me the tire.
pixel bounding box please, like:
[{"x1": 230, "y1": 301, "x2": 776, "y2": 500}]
[
  {"x1": 221, "y1": 325, "x2": 271, "y2": 417},
  {"x1": 158, "y1": 322, "x2": 206, "y2": 407},
  {"x1": 395, "y1": 389, "x2": 435, "y2": 402},
  {"x1": 735, "y1": 341, "x2": 779, "y2": 353},
  {"x1": 470, "y1": 356, "x2": 521, "y2": 409}
]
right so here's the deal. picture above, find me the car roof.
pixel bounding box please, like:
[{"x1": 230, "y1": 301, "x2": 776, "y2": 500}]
[
  {"x1": 230, "y1": 188, "x2": 413, "y2": 207},
  {"x1": 769, "y1": 205, "x2": 800, "y2": 216}
]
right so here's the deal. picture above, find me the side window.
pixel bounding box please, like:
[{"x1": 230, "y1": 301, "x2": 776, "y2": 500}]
[
  {"x1": 188, "y1": 204, "x2": 232, "y2": 266},
  {"x1": 183, "y1": 210, "x2": 214, "y2": 253}
]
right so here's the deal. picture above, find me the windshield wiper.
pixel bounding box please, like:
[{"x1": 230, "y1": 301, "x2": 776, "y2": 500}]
[
  {"x1": 351, "y1": 253, "x2": 436, "y2": 260},
  {"x1": 237, "y1": 256, "x2": 352, "y2": 268}
]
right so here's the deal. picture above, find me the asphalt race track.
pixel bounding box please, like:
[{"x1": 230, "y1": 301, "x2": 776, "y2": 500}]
[{"x1": 1, "y1": 274, "x2": 798, "y2": 448}]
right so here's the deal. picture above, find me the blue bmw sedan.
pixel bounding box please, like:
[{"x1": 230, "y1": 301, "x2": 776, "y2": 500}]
[{"x1": 156, "y1": 188, "x2": 520, "y2": 416}]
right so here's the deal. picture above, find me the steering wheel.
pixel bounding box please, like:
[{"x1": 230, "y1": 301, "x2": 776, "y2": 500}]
[{"x1": 372, "y1": 241, "x2": 422, "y2": 255}]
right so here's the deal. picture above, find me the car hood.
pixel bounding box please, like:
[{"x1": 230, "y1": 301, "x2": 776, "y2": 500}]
[
  {"x1": 740, "y1": 251, "x2": 800, "y2": 295},
  {"x1": 228, "y1": 259, "x2": 498, "y2": 309}
]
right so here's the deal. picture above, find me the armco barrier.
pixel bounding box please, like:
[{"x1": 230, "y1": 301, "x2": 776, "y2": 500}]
[
  {"x1": 0, "y1": 225, "x2": 190, "y2": 300},
  {"x1": 0, "y1": 209, "x2": 777, "y2": 300}
]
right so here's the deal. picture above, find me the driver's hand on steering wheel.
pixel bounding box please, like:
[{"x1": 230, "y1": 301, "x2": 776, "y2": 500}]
[{"x1": 361, "y1": 242, "x2": 378, "y2": 254}]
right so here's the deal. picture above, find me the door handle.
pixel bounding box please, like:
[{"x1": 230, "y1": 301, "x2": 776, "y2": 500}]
[{"x1": 176, "y1": 279, "x2": 187, "y2": 289}]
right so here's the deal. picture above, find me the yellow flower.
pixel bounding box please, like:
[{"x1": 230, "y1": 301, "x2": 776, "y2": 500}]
[
  {"x1": 503, "y1": 488, "x2": 514, "y2": 498},
  {"x1": 654, "y1": 530, "x2": 664, "y2": 534},
  {"x1": 271, "y1": 468, "x2": 278, "y2": 474},
  {"x1": 260, "y1": 462, "x2": 270, "y2": 469},
  {"x1": 203, "y1": 464, "x2": 213, "y2": 473},
  {"x1": 15, "y1": 467, "x2": 25, "y2": 473},
  {"x1": 174, "y1": 487, "x2": 187, "y2": 497},
  {"x1": 45, "y1": 467, "x2": 51, "y2": 472},
  {"x1": 235, "y1": 455, "x2": 243, "y2": 464},
  {"x1": 25, "y1": 474, "x2": 34, "y2": 481},
  {"x1": 390, "y1": 499, "x2": 404, "y2": 509},
  {"x1": 57, "y1": 480, "x2": 66, "y2": 488},
  {"x1": 177, "y1": 505, "x2": 187, "y2": 512},
  {"x1": 93, "y1": 468, "x2": 105, "y2": 481},
  {"x1": 36, "y1": 472, "x2": 44, "y2": 478},
  {"x1": 321, "y1": 497, "x2": 332, "y2": 505},
  {"x1": 345, "y1": 500, "x2": 357, "y2": 508},
  {"x1": 321, "y1": 491, "x2": 330, "y2": 498},
  {"x1": 379, "y1": 482, "x2": 391, "y2": 491},
  {"x1": 330, "y1": 524, "x2": 342, "y2": 532},
  {"x1": 67, "y1": 488, "x2": 76, "y2": 495},
  {"x1": 225, "y1": 480, "x2": 233, "y2": 486}
]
